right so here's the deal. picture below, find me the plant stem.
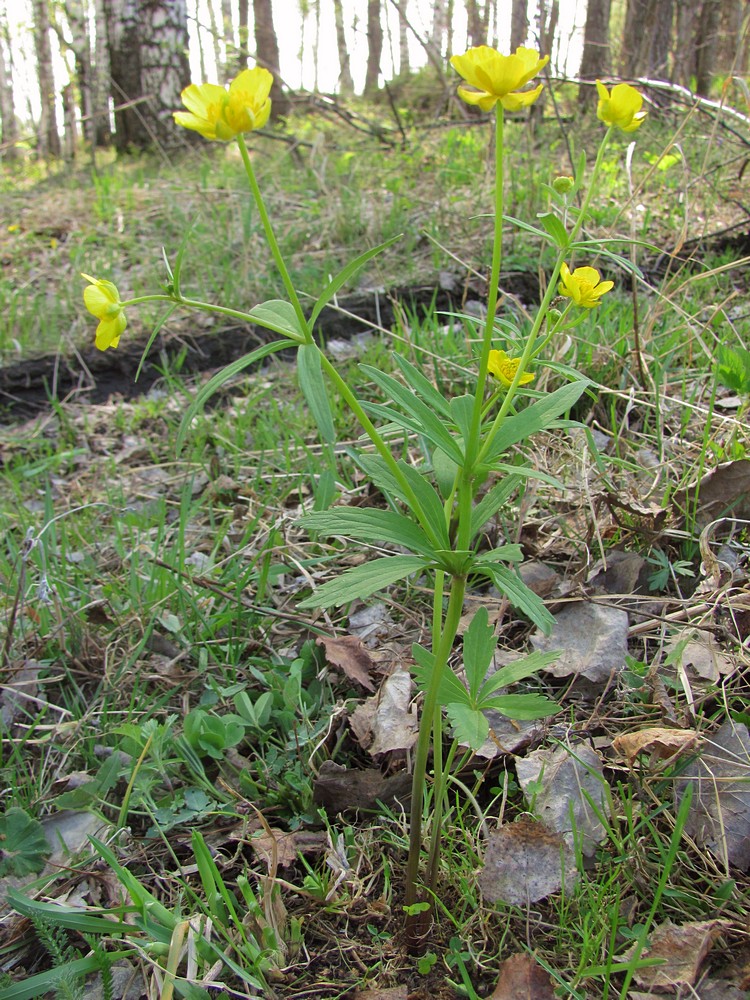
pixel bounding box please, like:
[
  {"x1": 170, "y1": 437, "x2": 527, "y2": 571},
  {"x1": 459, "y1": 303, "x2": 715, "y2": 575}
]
[
  {"x1": 236, "y1": 134, "x2": 312, "y2": 342},
  {"x1": 404, "y1": 574, "x2": 466, "y2": 931}
]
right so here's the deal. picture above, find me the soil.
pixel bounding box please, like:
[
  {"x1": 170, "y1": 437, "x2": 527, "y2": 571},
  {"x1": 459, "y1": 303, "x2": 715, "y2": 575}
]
[{"x1": 0, "y1": 275, "x2": 547, "y2": 422}]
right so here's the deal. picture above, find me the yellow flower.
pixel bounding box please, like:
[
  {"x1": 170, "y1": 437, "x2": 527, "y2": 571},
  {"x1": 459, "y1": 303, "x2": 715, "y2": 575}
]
[
  {"x1": 450, "y1": 45, "x2": 549, "y2": 112},
  {"x1": 595, "y1": 80, "x2": 647, "y2": 132},
  {"x1": 82, "y1": 273, "x2": 127, "y2": 351},
  {"x1": 174, "y1": 67, "x2": 273, "y2": 141},
  {"x1": 487, "y1": 350, "x2": 534, "y2": 388},
  {"x1": 558, "y1": 262, "x2": 614, "y2": 308}
]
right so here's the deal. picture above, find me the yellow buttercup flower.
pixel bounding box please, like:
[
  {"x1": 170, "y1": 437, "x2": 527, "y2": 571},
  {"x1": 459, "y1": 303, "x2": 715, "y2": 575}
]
[
  {"x1": 487, "y1": 350, "x2": 534, "y2": 388},
  {"x1": 558, "y1": 263, "x2": 614, "y2": 308},
  {"x1": 595, "y1": 80, "x2": 647, "y2": 132},
  {"x1": 450, "y1": 46, "x2": 549, "y2": 112},
  {"x1": 174, "y1": 67, "x2": 273, "y2": 141},
  {"x1": 82, "y1": 273, "x2": 127, "y2": 351}
]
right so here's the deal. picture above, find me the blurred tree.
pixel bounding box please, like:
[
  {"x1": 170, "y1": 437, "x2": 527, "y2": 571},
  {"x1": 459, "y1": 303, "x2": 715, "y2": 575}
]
[
  {"x1": 332, "y1": 0, "x2": 354, "y2": 93},
  {"x1": 106, "y1": 0, "x2": 192, "y2": 151},
  {"x1": 33, "y1": 0, "x2": 61, "y2": 156},
  {"x1": 510, "y1": 0, "x2": 528, "y2": 50},
  {"x1": 466, "y1": 0, "x2": 489, "y2": 48},
  {"x1": 365, "y1": 0, "x2": 383, "y2": 94},
  {"x1": 0, "y1": 10, "x2": 20, "y2": 159},
  {"x1": 398, "y1": 0, "x2": 410, "y2": 74},
  {"x1": 253, "y1": 0, "x2": 289, "y2": 115},
  {"x1": 238, "y1": 0, "x2": 250, "y2": 68},
  {"x1": 579, "y1": 0, "x2": 611, "y2": 104},
  {"x1": 622, "y1": 0, "x2": 673, "y2": 79}
]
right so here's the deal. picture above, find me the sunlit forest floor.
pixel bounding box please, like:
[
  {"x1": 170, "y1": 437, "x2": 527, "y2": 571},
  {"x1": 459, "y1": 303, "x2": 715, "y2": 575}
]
[{"x1": 0, "y1": 81, "x2": 749, "y2": 998}]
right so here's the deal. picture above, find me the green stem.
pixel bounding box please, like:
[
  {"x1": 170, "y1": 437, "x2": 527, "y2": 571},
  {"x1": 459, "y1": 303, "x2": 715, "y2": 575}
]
[
  {"x1": 236, "y1": 134, "x2": 312, "y2": 343},
  {"x1": 123, "y1": 293, "x2": 307, "y2": 343},
  {"x1": 405, "y1": 574, "x2": 466, "y2": 912}
]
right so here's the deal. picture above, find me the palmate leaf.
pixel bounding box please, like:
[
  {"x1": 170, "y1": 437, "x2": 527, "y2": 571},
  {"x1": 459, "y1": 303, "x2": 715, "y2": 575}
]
[
  {"x1": 297, "y1": 554, "x2": 428, "y2": 609},
  {"x1": 482, "y1": 379, "x2": 590, "y2": 464},
  {"x1": 462, "y1": 606, "x2": 497, "y2": 700},
  {"x1": 411, "y1": 642, "x2": 467, "y2": 704},
  {"x1": 446, "y1": 703, "x2": 489, "y2": 750},
  {"x1": 300, "y1": 507, "x2": 437, "y2": 557},
  {"x1": 297, "y1": 342, "x2": 335, "y2": 443}
]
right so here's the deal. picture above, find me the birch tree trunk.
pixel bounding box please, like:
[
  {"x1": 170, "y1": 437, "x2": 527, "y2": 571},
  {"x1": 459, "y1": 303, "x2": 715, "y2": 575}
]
[
  {"x1": 398, "y1": 0, "x2": 410, "y2": 74},
  {"x1": 63, "y1": 0, "x2": 95, "y2": 146},
  {"x1": 33, "y1": 0, "x2": 61, "y2": 157},
  {"x1": 430, "y1": 0, "x2": 447, "y2": 59},
  {"x1": 92, "y1": 0, "x2": 111, "y2": 145},
  {"x1": 107, "y1": 0, "x2": 193, "y2": 151}
]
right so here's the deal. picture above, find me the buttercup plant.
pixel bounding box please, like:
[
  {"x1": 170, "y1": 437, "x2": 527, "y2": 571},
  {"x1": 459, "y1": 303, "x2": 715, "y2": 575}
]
[{"x1": 82, "y1": 54, "x2": 640, "y2": 945}]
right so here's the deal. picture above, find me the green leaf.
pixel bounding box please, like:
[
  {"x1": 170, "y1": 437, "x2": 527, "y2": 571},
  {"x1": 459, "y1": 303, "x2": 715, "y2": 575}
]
[
  {"x1": 248, "y1": 299, "x2": 306, "y2": 339},
  {"x1": 483, "y1": 380, "x2": 590, "y2": 463},
  {"x1": 503, "y1": 214, "x2": 549, "y2": 240},
  {"x1": 538, "y1": 211, "x2": 569, "y2": 248},
  {"x1": 432, "y1": 447, "x2": 458, "y2": 500},
  {"x1": 361, "y1": 365, "x2": 465, "y2": 464},
  {"x1": 0, "y1": 951, "x2": 134, "y2": 1000},
  {"x1": 462, "y1": 606, "x2": 497, "y2": 699},
  {"x1": 176, "y1": 339, "x2": 291, "y2": 452},
  {"x1": 473, "y1": 543, "x2": 524, "y2": 564},
  {"x1": 479, "y1": 650, "x2": 561, "y2": 696},
  {"x1": 717, "y1": 344, "x2": 750, "y2": 394},
  {"x1": 357, "y1": 456, "x2": 451, "y2": 548},
  {"x1": 6, "y1": 888, "x2": 135, "y2": 935},
  {"x1": 392, "y1": 354, "x2": 453, "y2": 419},
  {"x1": 470, "y1": 477, "x2": 519, "y2": 536},
  {"x1": 309, "y1": 236, "x2": 401, "y2": 327},
  {"x1": 484, "y1": 461, "x2": 566, "y2": 490},
  {"x1": 363, "y1": 399, "x2": 465, "y2": 465},
  {"x1": 411, "y1": 642, "x2": 467, "y2": 705},
  {"x1": 297, "y1": 555, "x2": 428, "y2": 609},
  {"x1": 479, "y1": 692, "x2": 559, "y2": 720},
  {"x1": 297, "y1": 342, "x2": 335, "y2": 443},
  {"x1": 0, "y1": 808, "x2": 50, "y2": 876},
  {"x1": 449, "y1": 394, "x2": 475, "y2": 446},
  {"x1": 477, "y1": 563, "x2": 555, "y2": 632},
  {"x1": 445, "y1": 703, "x2": 489, "y2": 751},
  {"x1": 300, "y1": 507, "x2": 437, "y2": 557}
]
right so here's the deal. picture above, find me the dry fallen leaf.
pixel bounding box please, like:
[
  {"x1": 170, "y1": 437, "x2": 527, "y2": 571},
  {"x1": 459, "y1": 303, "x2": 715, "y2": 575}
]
[
  {"x1": 490, "y1": 952, "x2": 557, "y2": 1000},
  {"x1": 479, "y1": 817, "x2": 577, "y2": 905},
  {"x1": 515, "y1": 744, "x2": 607, "y2": 857},
  {"x1": 613, "y1": 727, "x2": 701, "y2": 766},
  {"x1": 368, "y1": 667, "x2": 417, "y2": 755},
  {"x1": 312, "y1": 760, "x2": 412, "y2": 813},
  {"x1": 317, "y1": 634, "x2": 376, "y2": 691},
  {"x1": 354, "y1": 988, "x2": 407, "y2": 1000},
  {"x1": 531, "y1": 603, "x2": 629, "y2": 686},
  {"x1": 675, "y1": 719, "x2": 750, "y2": 870},
  {"x1": 673, "y1": 459, "x2": 750, "y2": 529},
  {"x1": 248, "y1": 828, "x2": 327, "y2": 870},
  {"x1": 617, "y1": 919, "x2": 729, "y2": 989}
]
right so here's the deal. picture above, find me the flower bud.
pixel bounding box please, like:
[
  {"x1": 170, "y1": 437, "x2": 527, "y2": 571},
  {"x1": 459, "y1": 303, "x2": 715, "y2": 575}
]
[{"x1": 552, "y1": 175, "x2": 574, "y2": 195}]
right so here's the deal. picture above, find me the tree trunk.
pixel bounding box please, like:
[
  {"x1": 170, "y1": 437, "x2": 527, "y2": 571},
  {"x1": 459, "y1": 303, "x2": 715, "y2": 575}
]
[
  {"x1": 430, "y1": 0, "x2": 447, "y2": 59},
  {"x1": 622, "y1": 0, "x2": 673, "y2": 79},
  {"x1": 221, "y1": 0, "x2": 236, "y2": 77},
  {"x1": 107, "y1": 0, "x2": 193, "y2": 152},
  {"x1": 206, "y1": 0, "x2": 223, "y2": 83},
  {"x1": 579, "y1": 0, "x2": 611, "y2": 105},
  {"x1": 365, "y1": 0, "x2": 383, "y2": 95},
  {"x1": 466, "y1": 0, "x2": 488, "y2": 48},
  {"x1": 253, "y1": 0, "x2": 289, "y2": 116},
  {"x1": 694, "y1": 0, "x2": 721, "y2": 95},
  {"x1": 398, "y1": 0, "x2": 410, "y2": 74},
  {"x1": 0, "y1": 12, "x2": 20, "y2": 159},
  {"x1": 92, "y1": 0, "x2": 111, "y2": 145},
  {"x1": 510, "y1": 0, "x2": 528, "y2": 51},
  {"x1": 63, "y1": 0, "x2": 95, "y2": 146},
  {"x1": 33, "y1": 0, "x2": 61, "y2": 157},
  {"x1": 332, "y1": 0, "x2": 354, "y2": 94},
  {"x1": 238, "y1": 0, "x2": 250, "y2": 70}
]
